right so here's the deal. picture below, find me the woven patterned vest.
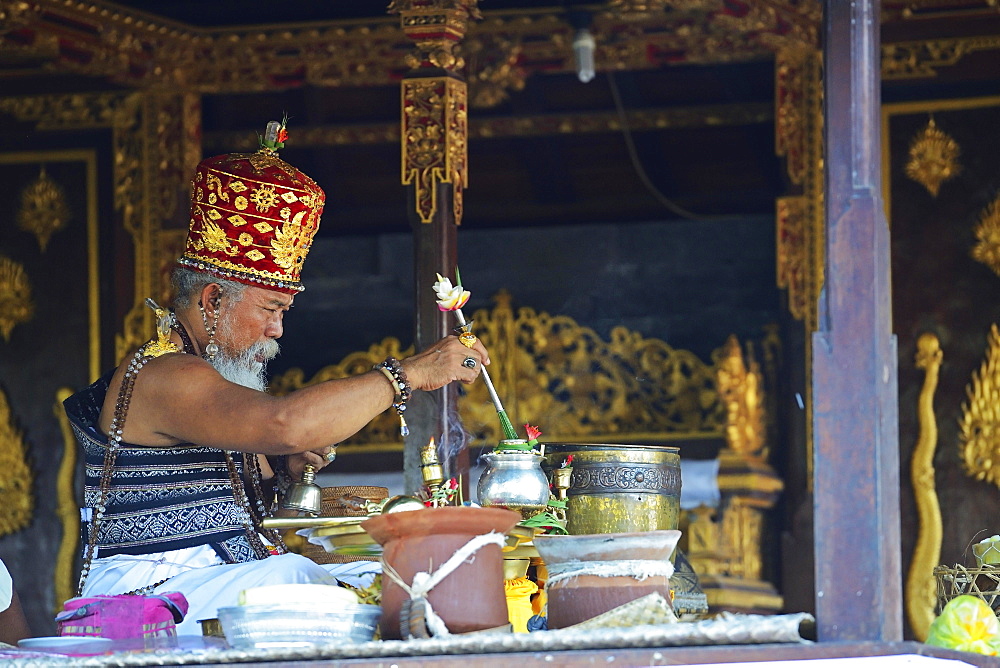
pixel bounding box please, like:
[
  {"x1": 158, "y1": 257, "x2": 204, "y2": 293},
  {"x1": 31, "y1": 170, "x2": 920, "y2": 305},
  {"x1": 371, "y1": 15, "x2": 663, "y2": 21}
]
[{"x1": 64, "y1": 373, "x2": 269, "y2": 564}]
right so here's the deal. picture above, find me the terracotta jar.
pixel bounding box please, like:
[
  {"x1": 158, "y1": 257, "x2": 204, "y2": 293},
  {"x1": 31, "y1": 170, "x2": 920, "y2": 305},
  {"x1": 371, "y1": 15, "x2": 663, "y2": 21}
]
[
  {"x1": 533, "y1": 529, "x2": 681, "y2": 628},
  {"x1": 361, "y1": 506, "x2": 521, "y2": 639}
]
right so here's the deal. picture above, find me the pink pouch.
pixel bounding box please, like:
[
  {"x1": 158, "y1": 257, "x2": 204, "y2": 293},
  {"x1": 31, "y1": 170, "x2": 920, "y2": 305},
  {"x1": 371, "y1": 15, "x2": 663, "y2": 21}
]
[{"x1": 55, "y1": 592, "x2": 188, "y2": 639}]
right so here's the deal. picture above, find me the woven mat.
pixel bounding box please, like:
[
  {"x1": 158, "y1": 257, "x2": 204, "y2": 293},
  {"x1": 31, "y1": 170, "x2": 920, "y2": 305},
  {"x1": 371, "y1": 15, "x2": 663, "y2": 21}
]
[{"x1": 6, "y1": 612, "x2": 813, "y2": 667}]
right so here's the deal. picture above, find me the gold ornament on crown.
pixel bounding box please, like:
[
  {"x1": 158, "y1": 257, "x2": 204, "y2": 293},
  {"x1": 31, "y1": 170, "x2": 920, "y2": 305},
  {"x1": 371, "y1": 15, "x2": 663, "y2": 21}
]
[
  {"x1": 0, "y1": 386, "x2": 34, "y2": 537},
  {"x1": 17, "y1": 166, "x2": 70, "y2": 252},
  {"x1": 971, "y1": 195, "x2": 1000, "y2": 279},
  {"x1": 959, "y1": 324, "x2": 1000, "y2": 487},
  {"x1": 0, "y1": 256, "x2": 34, "y2": 342},
  {"x1": 905, "y1": 117, "x2": 961, "y2": 198}
]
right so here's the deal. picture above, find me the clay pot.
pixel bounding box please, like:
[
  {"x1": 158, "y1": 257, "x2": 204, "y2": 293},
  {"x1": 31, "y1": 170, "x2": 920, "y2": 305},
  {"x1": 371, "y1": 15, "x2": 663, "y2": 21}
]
[
  {"x1": 361, "y1": 506, "x2": 521, "y2": 639},
  {"x1": 533, "y1": 529, "x2": 681, "y2": 628}
]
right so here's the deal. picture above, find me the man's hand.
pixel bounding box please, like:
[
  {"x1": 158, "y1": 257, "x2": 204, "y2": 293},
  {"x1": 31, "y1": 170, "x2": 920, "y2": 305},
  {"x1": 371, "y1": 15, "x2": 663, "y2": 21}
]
[
  {"x1": 401, "y1": 334, "x2": 490, "y2": 391},
  {"x1": 286, "y1": 445, "x2": 337, "y2": 481}
]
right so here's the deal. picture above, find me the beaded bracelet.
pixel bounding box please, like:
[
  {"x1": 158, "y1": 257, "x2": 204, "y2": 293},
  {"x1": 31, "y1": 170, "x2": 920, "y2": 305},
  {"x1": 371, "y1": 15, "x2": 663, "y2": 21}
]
[{"x1": 375, "y1": 356, "x2": 412, "y2": 437}]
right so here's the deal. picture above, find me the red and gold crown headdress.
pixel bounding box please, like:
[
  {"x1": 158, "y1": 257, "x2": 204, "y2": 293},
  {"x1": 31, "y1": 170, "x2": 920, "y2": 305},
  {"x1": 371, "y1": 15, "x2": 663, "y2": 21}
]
[{"x1": 178, "y1": 120, "x2": 325, "y2": 293}]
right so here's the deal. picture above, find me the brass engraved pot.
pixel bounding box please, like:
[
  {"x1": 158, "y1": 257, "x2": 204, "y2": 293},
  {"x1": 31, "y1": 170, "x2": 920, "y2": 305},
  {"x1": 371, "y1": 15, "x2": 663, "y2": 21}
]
[{"x1": 544, "y1": 443, "x2": 681, "y2": 535}]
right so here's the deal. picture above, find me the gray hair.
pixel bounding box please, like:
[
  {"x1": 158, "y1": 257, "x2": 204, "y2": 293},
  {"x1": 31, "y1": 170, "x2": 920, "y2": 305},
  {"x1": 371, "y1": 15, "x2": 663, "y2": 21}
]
[{"x1": 170, "y1": 267, "x2": 247, "y2": 309}]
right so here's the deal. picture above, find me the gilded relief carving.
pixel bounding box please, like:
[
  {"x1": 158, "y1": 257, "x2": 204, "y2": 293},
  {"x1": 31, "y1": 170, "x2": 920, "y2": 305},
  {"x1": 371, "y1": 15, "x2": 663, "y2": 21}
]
[
  {"x1": 971, "y1": 195, "x2": 1000, "y2": 279},
  {"x1": 715, "y1": 335, "x2": 767, "y2": 460},
  {"x1": 905, "y1": 117, "x2": 961, "y2": 197},
  {"x1": 54, "y1": 387, "x2": 79, "y2": 610},
  {"x1": 4, "y1": 0, "x2": 829, "y2": 94},
  {"x1": 905, "y1": 333, "x2": 943, "y2": 642},
  {"x1": 205, "y1": 103, "x2": 772, "y2": 152},
  {"x1": 0, "y1": 0, "x2": 36, "y2": 35},
  {"x1": 402, "y1": 77, "x2": 468, "y2": 224},
  {"x1": 0, "y1": 92, "x2": 196, "y2": 361},
  {"x1": 959, "y1": 324, "x2": 1000, "y2": 487},
  {"x1": 0, "y1": 256, "x2": 34, "y2": 342},
  {"x1": 883, "y1": 37, "x2": 1000, "y2": 80},
  {"x1": 0, "y1": 385, "x2": 33, "y2": 537},
  {"x1": 776, "y1": 196, "x2": 808, "y2": 321},
  {"x1": 17, "y1": 166, "x2": 70, "y2": 252},
  {"x1": 270, "y1": 293, "x2": 731, "y2": 450},
  {"x1": 464, "y1": 31, "x2": 526, "y2": 108}
]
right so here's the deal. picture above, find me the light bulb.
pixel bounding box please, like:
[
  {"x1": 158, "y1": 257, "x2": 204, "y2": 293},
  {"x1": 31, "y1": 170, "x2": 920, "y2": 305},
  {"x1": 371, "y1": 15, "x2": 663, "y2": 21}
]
[{"x1": 573, "y1": 28, "x2": 596, "y2": 84}]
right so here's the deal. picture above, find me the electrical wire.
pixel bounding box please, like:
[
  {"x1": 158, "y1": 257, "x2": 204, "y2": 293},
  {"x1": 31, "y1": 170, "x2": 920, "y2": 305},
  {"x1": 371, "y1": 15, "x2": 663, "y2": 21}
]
[{"x1": 606, "y1": 71, "x2": 709, "y2": 221}]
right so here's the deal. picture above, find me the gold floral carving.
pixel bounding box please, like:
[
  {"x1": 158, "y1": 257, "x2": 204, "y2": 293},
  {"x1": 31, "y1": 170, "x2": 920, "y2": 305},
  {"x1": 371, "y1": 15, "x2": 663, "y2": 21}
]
[
  {"x1": 608, "y1": 0, "x2": 673, "y2": 12},
  {"x1": 0, "y1": 256, "x2": 34, "y2": 342},
  {"x1": 776, "y1": 196, "x2": 808, "y2": 321},
  {"x1": 0, "y1": 92, "x2": 198, "y2": 361},
  {"x1": 205, "y1": 102, "x2": 772, "y2": 152},
  {"x1": 776, "y1": 48, "x2": 807, "y2": 187},
  {"x1": 905, "y1": 333, "x2": 943, "y2": 642},
  {"x1": 464, "y1": 30, "x2": 526, "y2": 108},
  {"x1": 905, "y1": 117, "x2": 961, "y2": 197},
  {"x1": 54, "y1": 387, "x2": 78, "y2": 611},
  {"x1": 5, "y1": 0, "x2": 826, "y2": 94},
  {"x1": 971, "y1": 196, "x2": 1000, "y2": 279},
  {"x1": 882, "y1": 37, "x2": 1000, "y2": 80},
  {"x1": 715, "y1": 335, "x2": 767, "y2": 460},
  {"x1": 0, "y1": 0, "x2": 38, "y2": 36},
  {"x1": 402, "y1": 77, "x2": 468, "y2": 224},
  {"x1": 271, "y1": 292, "x2": 732, "y2": 450},
  {"x1": 391, "y1": 0, "x2": 479, "y2": 72},
  {"x1": 0, "y1": 386, "x2": 33, "y2": 537},
  {"x1": 17, "y1": 166, "x2": 70, "y2": 252},
  {"x1": 959, "y1": 324, "x2": 1000, "y2": 487}
]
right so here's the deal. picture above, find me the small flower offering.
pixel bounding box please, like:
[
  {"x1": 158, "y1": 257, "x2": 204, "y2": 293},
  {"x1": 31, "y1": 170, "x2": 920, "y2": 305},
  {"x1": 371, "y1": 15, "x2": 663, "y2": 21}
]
[{"x1": 434, "y1": 273, "x2": 471, "y2": 312}]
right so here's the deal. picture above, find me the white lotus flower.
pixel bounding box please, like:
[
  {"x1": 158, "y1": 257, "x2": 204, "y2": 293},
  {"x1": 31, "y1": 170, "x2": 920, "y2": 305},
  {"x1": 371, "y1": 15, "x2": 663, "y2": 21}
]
[{"x1": 434, "y1": 273, "x2": 471, "y2": 311}]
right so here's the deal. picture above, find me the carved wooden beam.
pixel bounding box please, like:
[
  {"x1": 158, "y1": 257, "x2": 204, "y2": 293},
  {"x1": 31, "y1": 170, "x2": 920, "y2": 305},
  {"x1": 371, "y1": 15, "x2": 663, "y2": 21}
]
[{"x1": 0, "y1": 0, "x2": 820, "y2": 93}]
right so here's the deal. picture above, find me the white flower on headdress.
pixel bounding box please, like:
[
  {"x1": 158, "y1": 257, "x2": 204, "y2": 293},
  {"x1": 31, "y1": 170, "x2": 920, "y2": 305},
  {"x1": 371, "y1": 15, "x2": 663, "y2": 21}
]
[{"x1": 434, "y1": 273, "x2": 470, "y2": 312}]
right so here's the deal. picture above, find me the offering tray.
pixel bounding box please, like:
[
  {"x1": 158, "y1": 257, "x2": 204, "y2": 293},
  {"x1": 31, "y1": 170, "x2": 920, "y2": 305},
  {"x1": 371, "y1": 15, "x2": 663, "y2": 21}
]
[
  {"x1": 298, "y1": 518, "x2": 381, "y2": 557},
  {"x1": 260, "y1": 515, "x2": 366, "y2": 530}
]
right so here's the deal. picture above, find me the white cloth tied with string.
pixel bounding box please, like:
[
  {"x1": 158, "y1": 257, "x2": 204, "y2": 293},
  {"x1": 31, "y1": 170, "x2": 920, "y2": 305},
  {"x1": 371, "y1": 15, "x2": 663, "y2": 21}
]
[
  {"x1": 545, "y1": 558, "x2": 675, "y2": 587},
  {"x1": 381, "y1": 530, "x2": 507, "y2": 637}
]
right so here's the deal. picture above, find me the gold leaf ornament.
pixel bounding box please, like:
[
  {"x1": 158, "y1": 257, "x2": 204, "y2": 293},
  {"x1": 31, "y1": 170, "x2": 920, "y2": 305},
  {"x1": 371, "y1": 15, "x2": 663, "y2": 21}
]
[
  {"x1": 16, "y1": 166, "x2": 70, "y2": 252},
  {"x1": 0, "y1": 387, "x2": 34, "y2": 536},
  {"x1": 0, "y1": 257, "x2": 34, "y2": 342},
  {"x1": 959, "y1": 324, "x2": 1000, "y2": 487},
  {"x1": 905, "y1": 117, "x2": 961, "y2": 198},
  {"x1": 972, "y1": 196, "x2": 1000, "y2": 279}
]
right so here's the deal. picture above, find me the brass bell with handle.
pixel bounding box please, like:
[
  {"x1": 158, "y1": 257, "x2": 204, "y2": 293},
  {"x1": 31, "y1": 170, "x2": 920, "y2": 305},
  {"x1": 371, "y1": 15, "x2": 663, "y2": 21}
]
[{"x1": 281, "y1": 464, "x2": 322, "y2": 516}]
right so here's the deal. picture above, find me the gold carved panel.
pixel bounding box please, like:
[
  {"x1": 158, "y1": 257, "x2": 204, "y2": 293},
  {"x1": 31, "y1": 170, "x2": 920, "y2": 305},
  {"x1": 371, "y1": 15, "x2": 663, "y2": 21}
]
[
  {"x1": 0, "y1": 386, "x2": 32, "y2": 537},
  {"x1": 401, "y1": 77, "x2": 468, "y2": 224},
  {"x1": 270, "y1": 292, "x2": 746, "y2": 452}
]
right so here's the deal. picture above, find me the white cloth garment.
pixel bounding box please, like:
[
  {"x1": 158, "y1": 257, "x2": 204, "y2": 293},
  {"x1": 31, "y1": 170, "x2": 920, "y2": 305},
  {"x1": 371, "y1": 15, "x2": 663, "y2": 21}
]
[
  {"x1": 82, "y1": 546, "x2": 380, "y2": 635},
  {"x1": 0, "y1": 558, "x2": 12, "y2": 613}
]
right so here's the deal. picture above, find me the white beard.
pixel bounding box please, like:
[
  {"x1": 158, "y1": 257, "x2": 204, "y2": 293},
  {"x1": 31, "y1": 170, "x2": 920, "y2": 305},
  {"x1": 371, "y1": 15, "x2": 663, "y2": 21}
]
[{"x1": 211, "y1": 336, "x2": 280, "y2": 392}]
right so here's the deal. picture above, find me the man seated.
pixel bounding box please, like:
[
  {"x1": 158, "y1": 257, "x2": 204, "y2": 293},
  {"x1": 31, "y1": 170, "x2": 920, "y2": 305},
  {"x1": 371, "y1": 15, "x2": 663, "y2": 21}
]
[{"x1": 63, "y1": 125, "x2": 489, "y2": 634}]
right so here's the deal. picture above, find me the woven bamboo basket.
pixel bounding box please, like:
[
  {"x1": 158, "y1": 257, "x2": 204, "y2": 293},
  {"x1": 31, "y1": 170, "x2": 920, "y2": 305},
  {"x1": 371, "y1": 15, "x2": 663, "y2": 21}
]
[
  {"x1": 933, "y1": 564, "x2": 1000, "y2": 613},
  {"x1": 299, "y1": 486, "x2": 388, "y2": 565}
]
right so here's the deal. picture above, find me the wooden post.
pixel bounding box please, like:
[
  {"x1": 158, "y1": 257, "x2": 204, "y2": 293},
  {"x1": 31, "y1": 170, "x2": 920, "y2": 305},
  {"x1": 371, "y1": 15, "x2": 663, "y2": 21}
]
[
  {"x1": 393, "y1": 1, "x2": 478, "y2": 493},
  {"x1": 813, "y1": 0, "x2": 902, "y2": 641}
]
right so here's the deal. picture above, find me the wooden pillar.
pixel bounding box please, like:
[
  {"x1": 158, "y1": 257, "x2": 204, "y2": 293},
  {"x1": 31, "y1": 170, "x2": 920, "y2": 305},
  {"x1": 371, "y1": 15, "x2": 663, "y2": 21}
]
[
  {"x1": 813, "y1": 0, "x2": 902, "y2": 642},
  {"x1": 393, "y1": 1, "x2": 478, "y2": 492}
]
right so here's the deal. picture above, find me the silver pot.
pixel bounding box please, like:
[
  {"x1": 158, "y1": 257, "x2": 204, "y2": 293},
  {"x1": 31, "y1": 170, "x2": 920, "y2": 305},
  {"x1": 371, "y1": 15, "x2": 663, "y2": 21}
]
[{"x1": 476, "y1": 450, "x2": 551, "y2": 518}]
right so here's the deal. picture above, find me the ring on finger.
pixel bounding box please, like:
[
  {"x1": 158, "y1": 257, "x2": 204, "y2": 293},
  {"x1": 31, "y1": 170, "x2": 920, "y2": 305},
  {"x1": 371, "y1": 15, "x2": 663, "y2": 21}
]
[
  {"x1": 324, "y1": 449, "x2": 337, "y2": 462},
  {"x1": 462, "y1": 356, "x2": 477, "y2": 369},
  {"x1": 459, "y1": 332, "x2": 477, "y2": 348}
]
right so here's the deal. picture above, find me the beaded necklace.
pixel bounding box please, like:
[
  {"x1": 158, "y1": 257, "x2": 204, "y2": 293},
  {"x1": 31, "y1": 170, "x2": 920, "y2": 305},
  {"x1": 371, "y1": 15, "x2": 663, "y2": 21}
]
[{"x1": 77, "y1": 318, "x2": 286, "y2": 597}]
